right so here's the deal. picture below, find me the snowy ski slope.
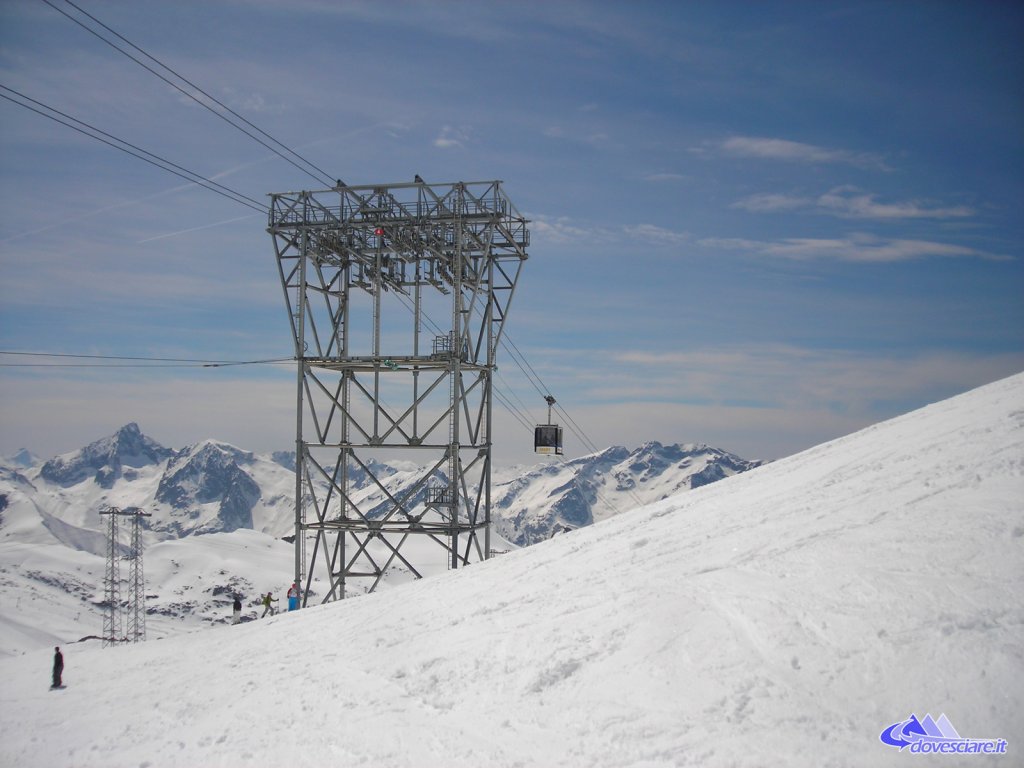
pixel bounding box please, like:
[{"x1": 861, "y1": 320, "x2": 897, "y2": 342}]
[{"x1": 0, "y1": 373, "x2": 1021, "y2": 767}]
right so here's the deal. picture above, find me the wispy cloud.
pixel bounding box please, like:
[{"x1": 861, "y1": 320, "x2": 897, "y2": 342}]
[
  {"x1": 137, "y1": 213, "x2": 261, "y2": 244},
  {"x1": 624, "y1": 223, "x2": 690, "y2": 246},
  {"x1": 609, "y1": 345, "x2": 1024, "y2": 415},
  {"x1": 730, "y1": 193, "x2": 810, "y2": 212},
  {"x1": 699, "y1": 233, "x2": 1008, "y2": 262},
  {"x1": 433, "y1": 125, "x2": 470, "y2": 149},
  {"x1": 764, "y1": 235, "x2": 1002, "y2": 262},
  {"x1": 219, "y1": 86, "x2": 278, "y2": 114},
  {"x1": 698, "y1": 136, "x2": 889, "y2": 170},
  {"x1": 732, "y1": 186, "x2": 975, "y2": 220},
  {"x1": 816, "y1": 186, "x2": 973, "y2": 219},
  {"x1": 528, "y1": 214, "x2": 614, "y2": 246},
  {"x1": 526, "y1": 213, "x2": 664, "y2": 250}
]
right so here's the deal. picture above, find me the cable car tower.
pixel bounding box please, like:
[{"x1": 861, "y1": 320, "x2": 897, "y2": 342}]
[{"x1": 269, "y1": 180, "x2": 529, "y2": 603}]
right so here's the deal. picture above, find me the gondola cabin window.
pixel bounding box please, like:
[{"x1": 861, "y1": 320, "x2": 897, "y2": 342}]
[{"x1": 534, "y1": 424, "x2": 563, "y2": 455}]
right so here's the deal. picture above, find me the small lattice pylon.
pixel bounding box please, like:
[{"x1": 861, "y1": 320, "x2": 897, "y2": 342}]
[{"x1": 99, "y1": 506, "x2": 152, "y2": 646}]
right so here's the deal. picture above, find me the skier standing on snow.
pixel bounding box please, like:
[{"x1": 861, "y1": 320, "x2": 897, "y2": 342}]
[
  {"x1": 261, "y1": 592, "x2": 277, "y2": 617},
  {"x1": 232, "y1": 594, "x2": 242, "y2": 624},
  {"x1": 52, "y1": 646, "x2": 63, "y2": 688},
  {"x1": 287, "y1": 582, "x2": 299, "y2": 611}
]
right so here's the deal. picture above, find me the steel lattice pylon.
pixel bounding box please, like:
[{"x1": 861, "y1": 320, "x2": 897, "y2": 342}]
[
  {"x1": 100, "y1": 506, "x2": 151, "y2": 645},
  {"x1": 100, "y1": 508, "x2": 121, "y2": 647},
  {"x1": 269, "y1": 180, "x2": 529, "y2": 603},
  {"x1": 126, "y1": 510, "x2": 148, "y2": 642}
]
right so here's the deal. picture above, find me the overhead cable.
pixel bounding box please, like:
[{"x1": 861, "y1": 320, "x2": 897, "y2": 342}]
[
  {"x1": 491, "y1": 387, "x2": 534, "y2": 434},
  {"x1": 495, "y1": 333, "x2": 603, "y2": 455},
  {"x1": 399, "y1": 292, "x2": 608, "y2": 460},
  {"x1": 389, "y1": 291, "x2": 539, "y2": 436},
  {"x1": 41, "y1": 0, "x2": 335, "y2": 188},
  {"x1": 0, "y1": 85, "x2": 266, "y2": 213},
  {"x1": 0, "y1": 351, "x2": 291, "y2": 368}
]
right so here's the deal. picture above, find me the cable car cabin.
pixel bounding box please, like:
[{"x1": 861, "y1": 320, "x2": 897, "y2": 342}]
[{"x1": 534, "y1": 424, "x2": 563, "y2": 456}]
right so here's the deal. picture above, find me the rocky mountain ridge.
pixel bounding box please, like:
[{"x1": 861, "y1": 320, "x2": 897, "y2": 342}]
[
  {"x1": 39, "y1": 422, "x2": 172, "y2": 489},
  {"x1": 4, "y1": 425, "x2": 762, "y2": 547},
  {"x1": 493, "y1": 441, "x2": 762, "y2": 545}
]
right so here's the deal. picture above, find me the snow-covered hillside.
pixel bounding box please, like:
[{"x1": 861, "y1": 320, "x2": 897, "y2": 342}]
[{"x1": 1, "y1": 373, "x2": 1020, "y2": 767}]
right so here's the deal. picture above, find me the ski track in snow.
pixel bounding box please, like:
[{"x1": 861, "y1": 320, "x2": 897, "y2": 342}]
[{"x1": 1, "y1": 373, "x2": 1022, "y2": 767}]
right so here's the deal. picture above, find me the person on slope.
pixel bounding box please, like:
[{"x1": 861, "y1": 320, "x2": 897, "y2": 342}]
[
  {"x1": 287, "y1": 582, "x2": 299, "y2": 612},
  {"x1": 232, "y1": 594, "x2": 242, "y2": 624},
  {"x1": 52, "y1": 646, "x2": 64, "y2": 689},
  {"x1": 261, "y1": 592, "x2": 278, "y2": 618}
]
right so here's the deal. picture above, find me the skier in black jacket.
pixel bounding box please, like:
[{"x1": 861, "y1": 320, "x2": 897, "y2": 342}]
[{"x1": 52, "y1": 646, "x2": 63, "y2": 688}]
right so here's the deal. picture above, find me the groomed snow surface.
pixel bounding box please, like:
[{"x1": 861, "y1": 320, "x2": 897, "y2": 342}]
[{"x1": 2, "y1": 373, "x2": 1022, "y2": 767}]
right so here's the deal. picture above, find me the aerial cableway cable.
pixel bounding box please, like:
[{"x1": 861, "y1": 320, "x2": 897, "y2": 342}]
[
  {"x1": 495, "y1": 369, "x2": 539, "y2": 428},
  {"x1": 0, "y1": 85, "x2": 266, "y2": 214},
  {"x1": 392, "y1": 290, "x2": 595, "y2": 454},
  {"x1": 0, "y1": 88, "x2": 599, "y2": 460},
  {"x1": 494, "y1": 333, "x2": 645, "y2": 509},
  {"x1": 490, "y1": 327, "x2": 603, "y2": 454},
  {"x1": 389, "y1": 289, "x2": 605, "y2": 459},
  {"x1": 39, "y1": 0, "x2": 336, "y2": 188},
  {"x1": 20, "y1": 0, "x2": 597, "y2": 463},
  {"x1": 495, "y1": 332, "x2": 604, "y2": 456},
  {"x1": 491, "y1": 387, "x2": 535, "y2": 434},
  {"x1": 0, "y1": 90, "x2": 540, "y2": 436},
  {"x1": 0, "y1": 351, "x2": 291, "y2": 368}
]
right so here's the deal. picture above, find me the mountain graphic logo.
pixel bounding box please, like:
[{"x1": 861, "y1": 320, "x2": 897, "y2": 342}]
[
  {"x1": 880, "y1": 713, "x2": 1008, "y2": 756},
  {"x1": 881, "y1": 713, "x2": 960, "y2": 747}
]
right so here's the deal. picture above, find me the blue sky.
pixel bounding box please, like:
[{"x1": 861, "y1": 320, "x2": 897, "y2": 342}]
[{"x1": 1, "y1": 0, "x2": 1022, "y2": 467}]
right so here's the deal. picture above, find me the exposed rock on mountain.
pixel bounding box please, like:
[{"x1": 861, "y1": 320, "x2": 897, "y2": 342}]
[
  {"x1": 155, "y1": 441, "x2": 261, "y2": 535},
  {"x1": 492, "y1": 441, "x2": 762, "y2": 546},
  {"x1": 39, "y1": 422, "x2": 172, "y2": 489}
]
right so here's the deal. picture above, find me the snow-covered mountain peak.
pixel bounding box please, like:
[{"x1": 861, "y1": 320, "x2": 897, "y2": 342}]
[
  {"x1": 493, "y1": 440, "x2": 762, "y2": 545},
  {"x1": 172, "y1": 439, "x2": 254, "y2": 466},
  {"x1": 37, "y1": 422, "x2": 172, "y2": 489},
  {"x1": 154, "y1": 440, "x2": 261, "y2": 535},
  {"x1": 2, "y1": 448, "x2": 39, "y2": 469}
]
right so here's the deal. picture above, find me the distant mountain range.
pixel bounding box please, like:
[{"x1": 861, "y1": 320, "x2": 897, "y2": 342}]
[
  {"x1": 492, "y1": 442, "x2": 761, "y2": 546},
  {"x1": 3, "y1": 422, "x2": 761, "y2": 546},
  {"x1": 0, "y1": 423, "x2": 761, "y2": 654}
]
